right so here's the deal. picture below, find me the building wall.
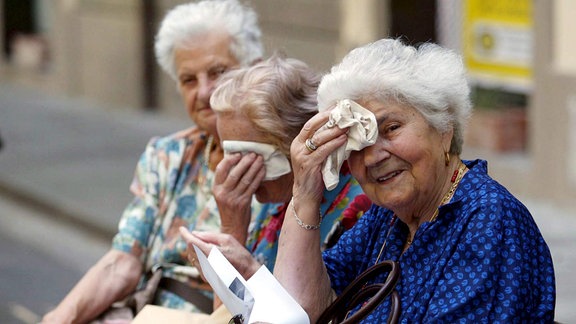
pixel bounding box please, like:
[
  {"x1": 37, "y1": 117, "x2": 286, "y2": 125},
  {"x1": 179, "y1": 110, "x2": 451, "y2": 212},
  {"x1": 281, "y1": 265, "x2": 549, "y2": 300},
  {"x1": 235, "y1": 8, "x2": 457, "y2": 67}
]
[
  {"x1": 530, "y1": 0, "x2": 576, "y2": 206},
  {"x1": 49, "y1": 0, "x2": 143, "y2": 112},
  {"x1": 252, "y1": 0, "x2": 341, "y2": 72}
]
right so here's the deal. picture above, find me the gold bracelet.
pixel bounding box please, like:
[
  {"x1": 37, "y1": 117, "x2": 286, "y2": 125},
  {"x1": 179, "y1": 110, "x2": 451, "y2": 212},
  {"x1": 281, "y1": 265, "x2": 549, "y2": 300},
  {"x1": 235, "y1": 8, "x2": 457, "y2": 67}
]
[{"x1": 291, "y1": 198, "x2": 322, "y2": 230}]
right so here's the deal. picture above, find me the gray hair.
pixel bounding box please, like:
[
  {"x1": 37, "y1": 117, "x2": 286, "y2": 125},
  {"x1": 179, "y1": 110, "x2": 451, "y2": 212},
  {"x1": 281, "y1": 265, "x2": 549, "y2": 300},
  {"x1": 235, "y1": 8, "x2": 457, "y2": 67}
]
[
  {"x1": 155, "y1": 0, "x2": 264, "y2": 80},
  {"x1": 318, "y1": 38, "x2": 472, "y2": 154},
  {"x1": 211, "y1": 53, "x2": 320, "y2": 156}
]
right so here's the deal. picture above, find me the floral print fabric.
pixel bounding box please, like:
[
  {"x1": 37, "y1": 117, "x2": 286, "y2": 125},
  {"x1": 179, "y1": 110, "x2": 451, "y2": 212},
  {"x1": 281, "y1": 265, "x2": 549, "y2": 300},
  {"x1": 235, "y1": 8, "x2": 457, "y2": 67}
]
[
  {"x1": 112, "y1": 127, "x2": 221, "y2": 311},
  {"x1": 247, "y1": 162, "x2": 370, "y2": 272}
]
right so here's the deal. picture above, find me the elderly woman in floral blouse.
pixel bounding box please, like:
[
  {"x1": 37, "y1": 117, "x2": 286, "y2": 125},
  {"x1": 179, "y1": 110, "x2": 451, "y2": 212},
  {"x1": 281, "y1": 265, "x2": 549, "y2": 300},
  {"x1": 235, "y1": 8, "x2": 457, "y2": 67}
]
[{"x1": 42, "y1": 1, "x2": 264, "y2": 322}]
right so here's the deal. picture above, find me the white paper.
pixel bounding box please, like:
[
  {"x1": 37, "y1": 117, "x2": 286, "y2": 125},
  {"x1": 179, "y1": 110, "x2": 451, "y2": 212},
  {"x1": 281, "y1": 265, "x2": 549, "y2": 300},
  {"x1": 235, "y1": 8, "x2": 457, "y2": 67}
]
[
  {"x1": 247, "y1": 266, "x2": 310, "y2": 323},
  {"x1": 193, "y1": 245, "x2": 253, "y2": 320},
  {"x1": 193, "y1": 245, "x2": 309, "y2": 324}
]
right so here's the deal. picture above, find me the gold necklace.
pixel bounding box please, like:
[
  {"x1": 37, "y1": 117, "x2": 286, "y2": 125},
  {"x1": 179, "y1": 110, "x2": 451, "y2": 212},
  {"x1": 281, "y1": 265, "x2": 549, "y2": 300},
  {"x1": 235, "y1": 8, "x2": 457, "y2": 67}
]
[
  {"x1": 429, "y1": 161, "x2": 467, "y2": 222},
  {"x1": 376, "y1": 161, "x2": 468, "y2": 263},
  {"x1": 203, "y1": 135, "x2": 214, "y2": 167},
  {"x1": 198, "y1": 135, "x2": 214, "y2": 196}
]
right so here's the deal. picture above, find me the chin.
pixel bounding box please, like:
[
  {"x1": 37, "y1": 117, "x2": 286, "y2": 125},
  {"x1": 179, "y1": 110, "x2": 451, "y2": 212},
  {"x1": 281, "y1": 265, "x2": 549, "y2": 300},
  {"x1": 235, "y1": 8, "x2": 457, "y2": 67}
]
[
  {"x1": 255, "y1": 193, "x2": 270, "y2": 203},
  {"x1": 255, "y1": 189, "x2": 269, "y2": 203},
  {"x1": 192, "y1": 112, "x2": 216, "y2": 130},
  {"x1": 364, "y1": 187, "x2": 397, "y2": 208}
]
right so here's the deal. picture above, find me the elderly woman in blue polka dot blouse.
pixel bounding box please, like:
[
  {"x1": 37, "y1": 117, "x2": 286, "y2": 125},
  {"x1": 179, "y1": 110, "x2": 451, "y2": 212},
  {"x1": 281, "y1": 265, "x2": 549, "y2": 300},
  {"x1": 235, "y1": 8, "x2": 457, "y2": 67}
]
[{"x1": 274, "y1": 38, "x2": 556, "y2": 323}]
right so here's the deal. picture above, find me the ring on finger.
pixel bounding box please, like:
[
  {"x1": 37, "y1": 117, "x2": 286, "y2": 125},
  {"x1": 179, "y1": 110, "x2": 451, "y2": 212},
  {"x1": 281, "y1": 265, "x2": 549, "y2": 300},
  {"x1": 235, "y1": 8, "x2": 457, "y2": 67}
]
[{"x1": 305, "y1": 138, "x2": 318, "y2": 152}]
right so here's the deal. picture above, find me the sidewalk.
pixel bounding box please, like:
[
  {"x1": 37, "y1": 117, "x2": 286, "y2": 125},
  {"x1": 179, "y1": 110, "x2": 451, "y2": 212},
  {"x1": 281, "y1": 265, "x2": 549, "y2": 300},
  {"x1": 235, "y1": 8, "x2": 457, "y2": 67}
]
[
  {"x1": 0, "y1": 82, "x2": 574, "y2": 321},
  {"x1": 0, "y1": 82, "x2": 189, "y2": 238}
]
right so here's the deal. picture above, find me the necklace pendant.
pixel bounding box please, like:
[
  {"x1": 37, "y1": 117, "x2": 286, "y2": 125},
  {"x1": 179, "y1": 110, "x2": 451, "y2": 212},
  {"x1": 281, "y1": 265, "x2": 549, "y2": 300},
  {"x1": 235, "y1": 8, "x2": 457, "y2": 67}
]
[{"x1": 450, "y1": 169, "x2": 459, "y2": 182}]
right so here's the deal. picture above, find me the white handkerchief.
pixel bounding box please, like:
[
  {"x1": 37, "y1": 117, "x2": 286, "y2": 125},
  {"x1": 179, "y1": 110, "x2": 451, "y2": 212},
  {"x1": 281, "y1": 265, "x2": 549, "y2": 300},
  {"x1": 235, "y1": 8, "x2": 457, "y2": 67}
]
[
  {"x1": 318, "y1": 99, "x2": 377, "y2": 190},
  {"x1": 223, "y1": 140, "x2": 292, "y2": 181}
]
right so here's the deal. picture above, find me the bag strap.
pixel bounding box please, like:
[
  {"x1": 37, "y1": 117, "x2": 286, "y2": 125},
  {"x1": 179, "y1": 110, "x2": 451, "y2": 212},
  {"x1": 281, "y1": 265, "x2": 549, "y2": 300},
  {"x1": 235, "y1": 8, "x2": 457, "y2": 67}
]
[
  {"x1": 317, "y1": 260, "x2": 401, "y2": 324},
  {"x1": 158, "y1": 276, "x2": 213, "y2": 313}
]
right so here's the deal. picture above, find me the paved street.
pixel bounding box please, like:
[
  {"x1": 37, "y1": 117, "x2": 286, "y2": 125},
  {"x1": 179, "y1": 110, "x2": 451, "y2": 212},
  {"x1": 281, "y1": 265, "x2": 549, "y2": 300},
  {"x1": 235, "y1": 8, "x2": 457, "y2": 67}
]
[
  {"x1": 0, "y1": 82, "x2": 575, "y2": 322},
  {"x1": 0, "y1": 82, "x2": 189, "y2": 236},
  {"x1": 0, "y1": 194, "x2": 108, "y2": 323}
]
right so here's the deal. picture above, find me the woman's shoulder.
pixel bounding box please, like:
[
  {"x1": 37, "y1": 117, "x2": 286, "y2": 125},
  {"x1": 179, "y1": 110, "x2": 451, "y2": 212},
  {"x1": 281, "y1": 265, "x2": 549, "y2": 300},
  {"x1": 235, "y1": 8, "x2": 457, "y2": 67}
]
[
  {"x1": 464, "y1": 160, "x2": 525, "y2": 205},
  {"x1": 146, "y1": 127, "x2": 203, "y2": 150},
  {"x1": 136, "y1": 127, "x2": 206, "y2": 171},
  {"x1": 458, "y1": 160, "x2": 537, "y2": 231}
]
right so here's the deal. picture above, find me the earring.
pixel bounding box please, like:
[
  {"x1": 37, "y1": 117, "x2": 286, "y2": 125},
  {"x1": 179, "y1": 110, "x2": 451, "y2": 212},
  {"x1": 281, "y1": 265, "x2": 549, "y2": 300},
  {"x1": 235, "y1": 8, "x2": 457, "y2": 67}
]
[{"x1": 444, "y1": 151, "x2": 450, "y2": 166}]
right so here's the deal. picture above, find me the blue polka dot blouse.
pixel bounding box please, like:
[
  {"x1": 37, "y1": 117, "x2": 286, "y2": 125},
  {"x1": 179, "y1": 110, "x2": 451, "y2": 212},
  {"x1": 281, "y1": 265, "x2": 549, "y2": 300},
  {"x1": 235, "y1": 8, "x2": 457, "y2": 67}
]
[{"x1": 323, "y1": 159, "x2": 556, "y2": 323}]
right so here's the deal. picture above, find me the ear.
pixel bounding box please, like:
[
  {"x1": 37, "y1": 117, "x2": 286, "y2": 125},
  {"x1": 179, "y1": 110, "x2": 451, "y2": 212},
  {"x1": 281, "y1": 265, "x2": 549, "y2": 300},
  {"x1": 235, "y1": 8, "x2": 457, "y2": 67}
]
[
  {"x1": 249, "y1": 57, "x2": 263, "y2": 66},
  {"x1": 441, "y1": 127, "x2": 454, "y2": 152}
]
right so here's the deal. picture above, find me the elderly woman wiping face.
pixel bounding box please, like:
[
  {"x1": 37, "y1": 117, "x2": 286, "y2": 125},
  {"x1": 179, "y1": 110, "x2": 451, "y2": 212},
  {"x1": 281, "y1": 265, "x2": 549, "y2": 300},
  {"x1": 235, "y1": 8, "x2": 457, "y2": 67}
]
[{"x1": 273, "y1": 38, "x2": 555, "y2": 323}]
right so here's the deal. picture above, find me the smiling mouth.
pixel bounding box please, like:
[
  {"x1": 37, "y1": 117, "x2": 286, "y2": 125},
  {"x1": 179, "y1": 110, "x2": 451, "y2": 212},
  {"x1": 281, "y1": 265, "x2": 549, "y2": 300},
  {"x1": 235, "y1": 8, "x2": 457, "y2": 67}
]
[{"x1": 376, "y1": 170, "x2": 402, "y2": 182}]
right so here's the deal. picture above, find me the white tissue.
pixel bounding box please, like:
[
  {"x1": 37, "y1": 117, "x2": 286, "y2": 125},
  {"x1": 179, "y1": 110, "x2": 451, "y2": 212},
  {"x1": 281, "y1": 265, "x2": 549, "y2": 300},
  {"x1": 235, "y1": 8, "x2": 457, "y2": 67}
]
[
  {"x1": 319, "y1": 99, "x2": 377, "y2": 190},
  {"x1": 223, "y1": 140, "x2": 292, "y2": 181}
]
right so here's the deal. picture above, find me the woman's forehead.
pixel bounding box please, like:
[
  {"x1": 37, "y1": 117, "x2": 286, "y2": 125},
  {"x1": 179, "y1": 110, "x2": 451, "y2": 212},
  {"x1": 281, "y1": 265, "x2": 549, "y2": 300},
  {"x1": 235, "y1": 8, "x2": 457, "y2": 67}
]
[
  {"x1": 360, "y1": 100, "x2": 413, "y2": 115},
  {"x1": 217, "y1": 113, "x2": 265, "y2": 140}
]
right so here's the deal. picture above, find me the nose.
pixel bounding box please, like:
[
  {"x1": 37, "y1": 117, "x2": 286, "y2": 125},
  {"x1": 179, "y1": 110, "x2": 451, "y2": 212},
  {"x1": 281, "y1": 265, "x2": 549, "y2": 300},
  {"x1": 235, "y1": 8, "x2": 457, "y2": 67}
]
[
  {"x1": 197, "y1": 75, "x2": 216, "y2": 103},
  {"x1": 362, "y1": 138, "x2": 390, "y2": 168}
]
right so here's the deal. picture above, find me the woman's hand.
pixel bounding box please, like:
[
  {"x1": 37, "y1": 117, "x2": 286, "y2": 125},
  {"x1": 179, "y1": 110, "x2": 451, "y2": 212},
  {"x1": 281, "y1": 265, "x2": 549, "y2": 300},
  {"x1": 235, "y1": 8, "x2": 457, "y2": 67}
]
[
  {"x1": 180, "y1": 227, "x2": 261, "y2": 280},
  {"x1": 290, "y1": 111, "x2": 348, "y2": 206},
  {"x1": 212, "y1": 152, "x2": 265, "y2": 243}
]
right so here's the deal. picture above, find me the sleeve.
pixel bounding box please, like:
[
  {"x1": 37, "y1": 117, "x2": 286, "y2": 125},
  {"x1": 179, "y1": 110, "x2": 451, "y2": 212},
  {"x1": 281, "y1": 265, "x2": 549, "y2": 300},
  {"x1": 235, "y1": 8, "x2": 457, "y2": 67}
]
[
  {"x1": 111, "y1": 136, "x2": 167, "y2": 261},
  {"x1": 321, "y1": 175, "x2": 371, "y2": 250},
  {"x1": 425, "y1": 194, "x2": 556, "y2": 323}
]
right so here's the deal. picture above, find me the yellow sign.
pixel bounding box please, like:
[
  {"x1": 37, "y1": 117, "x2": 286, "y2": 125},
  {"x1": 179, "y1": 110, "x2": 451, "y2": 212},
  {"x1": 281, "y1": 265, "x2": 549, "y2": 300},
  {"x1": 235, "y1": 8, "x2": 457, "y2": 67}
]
[{"x1": 463, "y1": 0, "x2": 533, "y2": 89}]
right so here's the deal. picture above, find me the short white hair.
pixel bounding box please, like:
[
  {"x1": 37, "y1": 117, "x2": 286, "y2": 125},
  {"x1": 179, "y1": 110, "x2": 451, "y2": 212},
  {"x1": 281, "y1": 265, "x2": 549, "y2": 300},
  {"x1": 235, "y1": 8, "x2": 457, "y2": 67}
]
[
  {"x1": 211, "y1": 53, "x2": 320, "y2": 156},
  {"x1": 318, "y1": 38, "x2": 472, "y2": 154},
  {"x1": 154, "y1": 0, "x2": 264, "y2": 80}
]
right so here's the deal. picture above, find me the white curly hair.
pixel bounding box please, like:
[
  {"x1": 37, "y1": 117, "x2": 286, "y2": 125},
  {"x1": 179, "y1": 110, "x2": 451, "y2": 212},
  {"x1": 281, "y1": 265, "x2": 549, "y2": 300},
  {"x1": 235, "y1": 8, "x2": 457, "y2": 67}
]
[
  {"x1": 318, "y1": 38, "x2": 472, "y2": 155},
  {"x1": 154, "y1": 0, "x2": 264, "y2": 80}
]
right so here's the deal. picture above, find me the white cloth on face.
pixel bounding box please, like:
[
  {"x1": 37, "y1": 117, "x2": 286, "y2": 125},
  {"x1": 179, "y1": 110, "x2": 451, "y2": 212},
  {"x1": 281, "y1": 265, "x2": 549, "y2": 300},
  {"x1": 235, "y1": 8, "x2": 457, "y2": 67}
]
[
  {"x1": 317, "y1": 99, "x2": 377, "y2": 190},
  {"x1": 222, "y1": 140, "x2": 292, "y2": 181}
]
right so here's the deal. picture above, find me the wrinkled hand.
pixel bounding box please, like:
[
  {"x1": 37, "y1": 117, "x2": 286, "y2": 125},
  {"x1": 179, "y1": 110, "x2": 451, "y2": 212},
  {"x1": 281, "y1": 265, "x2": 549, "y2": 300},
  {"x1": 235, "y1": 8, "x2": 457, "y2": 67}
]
[
  {"x1": 213, "y1": 152, "x2": 265, "y2": 242},
  {"x1": 179, "y1": 227, "x2": 261, "y2": 280},
  {"x1": 290, "y1": 110, "x2": 348, "y2": 205}
]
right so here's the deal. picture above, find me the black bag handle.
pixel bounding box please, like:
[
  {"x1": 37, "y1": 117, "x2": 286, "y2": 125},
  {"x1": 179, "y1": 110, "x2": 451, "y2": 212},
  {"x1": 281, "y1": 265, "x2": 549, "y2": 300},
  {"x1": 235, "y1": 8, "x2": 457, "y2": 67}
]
[{"x1": 317, "y1": 260, "x2": 401, "y2": 324}]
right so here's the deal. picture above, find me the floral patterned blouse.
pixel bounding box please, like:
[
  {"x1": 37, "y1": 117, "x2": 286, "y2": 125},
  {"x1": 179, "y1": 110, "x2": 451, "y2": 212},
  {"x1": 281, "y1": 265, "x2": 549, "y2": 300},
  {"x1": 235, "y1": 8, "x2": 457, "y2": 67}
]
[
  {"x1": 112, "y1": 127, "x2": 223, "y2": 311},
  {"x1": 247, "y1": 162, "x2": 371, "y2": 272}
]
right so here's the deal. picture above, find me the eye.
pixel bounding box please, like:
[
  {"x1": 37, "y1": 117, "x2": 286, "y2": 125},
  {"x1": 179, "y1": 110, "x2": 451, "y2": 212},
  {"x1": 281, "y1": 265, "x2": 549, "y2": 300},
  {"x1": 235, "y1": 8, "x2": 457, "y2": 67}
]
[
  {"x1": 383, "y1": 123, "x2": 401, "y2": 134},
  {"x1": 208, "y1": 65, "x2": 228, "y2": 80},
  {"x1": 388, "y1": 124, "x2": 400, "y2": 132},
  {"x1": 179, "y1": 75, "x2": 197, "y2": 87}
]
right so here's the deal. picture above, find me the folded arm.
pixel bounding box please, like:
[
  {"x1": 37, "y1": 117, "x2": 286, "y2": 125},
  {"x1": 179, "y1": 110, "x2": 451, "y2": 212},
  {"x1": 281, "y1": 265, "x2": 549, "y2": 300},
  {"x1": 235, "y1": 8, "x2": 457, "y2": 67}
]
[{"x1": 42, "y1": 249, "x2": 142, "y2": 324}]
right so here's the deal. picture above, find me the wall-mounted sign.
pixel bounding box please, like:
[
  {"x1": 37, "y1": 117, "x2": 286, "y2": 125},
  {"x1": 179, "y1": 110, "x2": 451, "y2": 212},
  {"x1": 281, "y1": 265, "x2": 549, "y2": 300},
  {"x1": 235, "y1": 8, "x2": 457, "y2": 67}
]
[{"x1": 463, "y1": 0, "x2": 533, "y2": 90}]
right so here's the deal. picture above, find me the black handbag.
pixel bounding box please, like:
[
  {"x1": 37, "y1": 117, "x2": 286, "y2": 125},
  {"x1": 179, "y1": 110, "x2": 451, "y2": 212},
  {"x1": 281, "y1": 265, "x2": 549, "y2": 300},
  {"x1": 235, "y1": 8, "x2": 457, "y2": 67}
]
[{"x1": 317, "y1": 260, "x2": 401, "y2": 324}]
